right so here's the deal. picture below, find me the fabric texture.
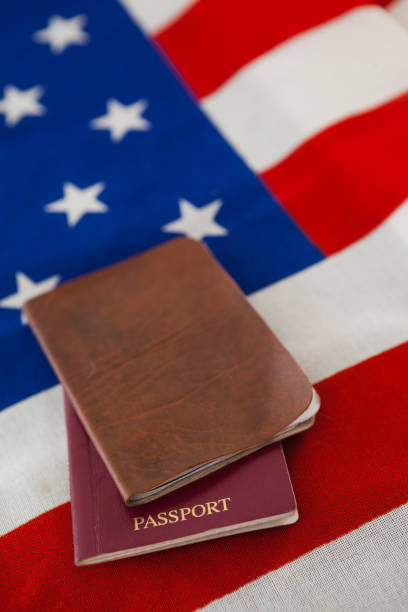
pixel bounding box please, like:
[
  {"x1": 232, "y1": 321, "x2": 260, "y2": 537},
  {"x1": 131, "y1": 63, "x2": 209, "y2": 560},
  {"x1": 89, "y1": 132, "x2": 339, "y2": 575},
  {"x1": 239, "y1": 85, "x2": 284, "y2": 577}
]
[
  {"x1": 202, "y1": 503, "x2": 408, "y2": 612},
  {"x1": 0, "y1": 0, "x2": 407, "y2": 610}
]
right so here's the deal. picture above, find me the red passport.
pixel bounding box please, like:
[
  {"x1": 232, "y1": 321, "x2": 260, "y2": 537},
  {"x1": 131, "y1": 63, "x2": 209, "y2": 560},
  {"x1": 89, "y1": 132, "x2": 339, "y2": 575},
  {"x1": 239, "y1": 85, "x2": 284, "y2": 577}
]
[{"x1": 65, "y1": 393, "x2": 298, "y2": 565}]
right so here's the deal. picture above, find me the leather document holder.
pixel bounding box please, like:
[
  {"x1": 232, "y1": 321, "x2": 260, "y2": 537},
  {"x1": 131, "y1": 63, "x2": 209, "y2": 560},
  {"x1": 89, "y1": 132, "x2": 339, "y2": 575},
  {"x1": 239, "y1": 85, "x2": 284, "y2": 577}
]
[{"x1": 24, "y1": 238, "x2": 316, "y2": 505}]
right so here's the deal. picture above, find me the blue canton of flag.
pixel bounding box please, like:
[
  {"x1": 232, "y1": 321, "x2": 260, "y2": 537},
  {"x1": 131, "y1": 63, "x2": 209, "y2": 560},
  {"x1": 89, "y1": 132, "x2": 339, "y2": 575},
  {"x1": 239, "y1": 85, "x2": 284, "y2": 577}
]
[{"x1": 0, "y1": 0, "x2": 322, "y2": 410}]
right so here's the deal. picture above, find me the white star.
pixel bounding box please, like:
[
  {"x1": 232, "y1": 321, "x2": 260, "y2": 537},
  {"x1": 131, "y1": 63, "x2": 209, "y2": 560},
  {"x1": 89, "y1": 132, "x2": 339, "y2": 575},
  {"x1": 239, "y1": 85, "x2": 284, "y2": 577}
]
[
  {"x1": 90, "y1": 99, "x2": 151, "y2": 142},
  {"x1": 0, "y1": 271, "x2": 60, "y2": 324},
  {"x1": 44, "y1": 182, "x2": 108, "y2": 227},
  {"x1": 33, "y1": 14, "x2": 89, "y2": 54},
  {"x1": 0, "y1": 85, "x2": 45, "y2": 127},
  {"x1": 162, "y1": 199, "x2": 228, "y2": 241}
]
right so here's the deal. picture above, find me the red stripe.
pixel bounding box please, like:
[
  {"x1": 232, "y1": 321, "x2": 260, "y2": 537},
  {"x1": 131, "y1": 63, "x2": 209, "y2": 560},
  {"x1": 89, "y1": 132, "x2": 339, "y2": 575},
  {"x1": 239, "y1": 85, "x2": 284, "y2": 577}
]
[
  {"x1": 2, "y1": 342, "x2": 408, "y2": 610},
  {"x1": 262, "y1": 93, "x2": 408, "y2": 254},
  {"x1": 157, "y1": 0, "x2": 374, "y2": 98}
]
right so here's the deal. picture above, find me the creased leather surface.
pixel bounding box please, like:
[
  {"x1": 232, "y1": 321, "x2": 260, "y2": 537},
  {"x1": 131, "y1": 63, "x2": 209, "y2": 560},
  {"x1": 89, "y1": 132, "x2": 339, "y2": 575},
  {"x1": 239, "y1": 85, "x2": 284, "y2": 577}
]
[{"x1": 24, "y1": 238, "x2": 312, "y2": 504}]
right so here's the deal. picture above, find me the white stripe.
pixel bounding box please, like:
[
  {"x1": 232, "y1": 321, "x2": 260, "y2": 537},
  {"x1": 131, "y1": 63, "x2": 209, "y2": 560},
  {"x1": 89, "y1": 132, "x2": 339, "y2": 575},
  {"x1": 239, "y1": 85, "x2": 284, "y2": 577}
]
[
  {"x1": 2, "y1": 198, "x2": 408, "y2": 535},
  {"x1": 0, "y1": 386, "x2": 68, "y2": 536},
  {"x1": 201, "y1": 502, "x2": 408, "y2": 611},
  {"x1": 202, "y1": 7, "x2": 408, "y2": 171},
  {"x1": 118, "y1": 0, "x2": 197, "y2": 33},
  {"x1": 388, "y1": 0, "x2": 408, "y2": 30},
  {"x1": 249, "y1": 198, "x2": 408, "y2": 383}
]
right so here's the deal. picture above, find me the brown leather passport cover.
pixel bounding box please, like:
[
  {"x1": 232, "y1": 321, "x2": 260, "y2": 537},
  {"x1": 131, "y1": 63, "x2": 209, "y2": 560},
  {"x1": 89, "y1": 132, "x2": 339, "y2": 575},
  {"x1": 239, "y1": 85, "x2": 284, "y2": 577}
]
[{"x1": 24, "y1": 238, "x2": 312, "y2": 505}]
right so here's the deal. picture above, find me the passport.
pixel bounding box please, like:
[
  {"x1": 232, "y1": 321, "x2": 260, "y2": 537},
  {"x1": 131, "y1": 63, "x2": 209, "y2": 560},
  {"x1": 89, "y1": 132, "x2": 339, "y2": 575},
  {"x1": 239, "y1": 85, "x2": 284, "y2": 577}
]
[
  {"x1": 25, "y1": 238, "x2": 318, "y2": 505},
  {"x1": 64, "y1": 393, "x2": 298, "y2": 565}
]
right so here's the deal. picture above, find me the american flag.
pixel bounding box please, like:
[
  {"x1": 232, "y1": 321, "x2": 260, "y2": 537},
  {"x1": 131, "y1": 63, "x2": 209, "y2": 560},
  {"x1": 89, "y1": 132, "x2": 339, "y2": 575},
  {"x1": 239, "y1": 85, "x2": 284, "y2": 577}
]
[{"x1": 1, "y1": 0, "x2": 408, "y2": 609}]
